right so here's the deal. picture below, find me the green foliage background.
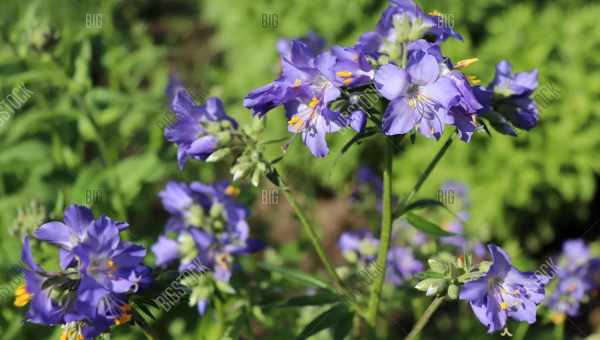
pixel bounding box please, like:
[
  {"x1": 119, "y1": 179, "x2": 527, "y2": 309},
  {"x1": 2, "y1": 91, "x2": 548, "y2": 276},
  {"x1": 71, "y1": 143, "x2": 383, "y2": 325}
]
[{"x1": 0, "y1": 0, "x2": 598, "y2": 339}]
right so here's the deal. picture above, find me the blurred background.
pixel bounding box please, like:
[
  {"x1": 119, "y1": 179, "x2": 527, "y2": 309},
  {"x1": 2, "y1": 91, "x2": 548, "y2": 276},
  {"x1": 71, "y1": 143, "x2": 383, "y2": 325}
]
[{"x1": 0, "y1": 0, "x2": 598, "y2": 339}]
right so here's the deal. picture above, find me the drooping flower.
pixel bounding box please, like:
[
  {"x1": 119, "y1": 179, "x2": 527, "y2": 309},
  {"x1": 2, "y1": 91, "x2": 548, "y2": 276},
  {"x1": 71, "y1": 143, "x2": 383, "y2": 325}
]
[
  {"x1": 459, "y1": 245, "x2": 548, "y2": 333},
  {"x1": 151, "y1": 180, "x2": 261, "y2": 314},
  {"x1": 477, "y1": 61, "x2": 539, "y2": 136},
  {"x1": 165, "y1": 78, "x2": 238, "y2": 169},
  {"x1": 386, "y1": 246, "x2": 424, "y2": 285},
  {"x1": 546, "y1": 240, "x2": 600, "y2": 317},
  {"x1": 375, "y1": 50, "x2": 461, "y2": 139}
]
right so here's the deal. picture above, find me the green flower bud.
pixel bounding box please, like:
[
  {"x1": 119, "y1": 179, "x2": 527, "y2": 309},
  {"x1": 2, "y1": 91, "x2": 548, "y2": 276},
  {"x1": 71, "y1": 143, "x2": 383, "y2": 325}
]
[
  {"x1": 185, "y1": 204, "x2": 205, "y2": 227},
  {"x1": 206, "y1": 148, "x2": 231, "y2": 162},
  {"x1": 209, "y1": 203, "x2": 225, "y2": 219},
  {"x1": 447, "y1": 284, "x2": 459, "y2": 300}
]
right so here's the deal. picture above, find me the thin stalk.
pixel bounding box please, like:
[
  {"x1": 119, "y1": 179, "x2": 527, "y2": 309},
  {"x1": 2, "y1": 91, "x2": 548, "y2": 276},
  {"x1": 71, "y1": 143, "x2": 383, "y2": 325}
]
[
  {"x1": 395, "y1": 133, "x2": 454, "y2": 217},
  {"x1": 280, "y1": 187, "x2": 342, "y2": 288},
  {"x1": 366, "y1": 140, "x2": 393, "y2": 325},
  {"x1": 277, "y1": 175, "x2": 367, "y2": 318},
  {"x1": 553, "y1": 320, "x2": 564, "y2": 340},
  {"x1": 405, "y1": 296, "x2": 445, "y2": 340}
]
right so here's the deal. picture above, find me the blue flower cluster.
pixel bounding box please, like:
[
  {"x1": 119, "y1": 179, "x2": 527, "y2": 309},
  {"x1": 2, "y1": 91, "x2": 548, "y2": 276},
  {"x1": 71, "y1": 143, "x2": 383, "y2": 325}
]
[
  {"x1": 150, "y1": 180, "x2": 260, "y2": 314},
  {"x1": 15, "y1": 205, "x2": 152, "y2": 339},
  {"x1": 546, "y1": 240, "x2": 600, "y2": 317},
  {"x1": 244, "y1": 0, "x2": 540, "y2": 157}
]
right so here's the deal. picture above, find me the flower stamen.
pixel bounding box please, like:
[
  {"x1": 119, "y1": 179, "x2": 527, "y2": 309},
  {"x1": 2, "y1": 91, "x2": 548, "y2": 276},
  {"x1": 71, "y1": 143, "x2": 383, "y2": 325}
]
[
  {"x1": 455, "y1": 58, "x2": 479, "y2": 70},
  {"x1": 225, "y1": 185, "x2": 240, "y2": 197},
  {"x1": 114, "y1": 304, "x2": 133, "y2": 326},
  {"x1": 14, "y1": 282, "x2": 32, "y2": 307}
]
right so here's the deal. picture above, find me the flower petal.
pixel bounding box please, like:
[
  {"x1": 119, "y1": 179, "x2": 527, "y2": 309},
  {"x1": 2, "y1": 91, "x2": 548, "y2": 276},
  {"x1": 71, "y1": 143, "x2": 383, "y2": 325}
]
[
  {"x1": 375, "y1": 64, "x2": 409, "y2": 101},
  {"x1": 382, "y1": 97, "x2": 417, "y2": 135}
]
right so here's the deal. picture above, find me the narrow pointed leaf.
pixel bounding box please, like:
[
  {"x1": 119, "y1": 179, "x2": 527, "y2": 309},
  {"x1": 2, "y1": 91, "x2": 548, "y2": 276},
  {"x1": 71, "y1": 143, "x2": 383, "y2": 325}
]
[{"x1": 405, "y1": 212, "x2": 456, "y2": 237}]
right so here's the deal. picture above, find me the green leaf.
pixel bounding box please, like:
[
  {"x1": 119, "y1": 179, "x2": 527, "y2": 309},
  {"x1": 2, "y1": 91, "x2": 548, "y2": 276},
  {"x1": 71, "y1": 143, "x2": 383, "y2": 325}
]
[
  {"x1": 267, "y1": 292, "x2": 341, "y2": 309},
  {"x1": 332, "y1": 311, "x2": 354, "y2": 340},
  {"x1": 428, "y1": 259, "x2": 447, "y2": 274},
  {"x1": 78, "y1": 115, "x2": 99, "y2": 141},
  {"x1": 258, "y1": 262, "x2": 335, "y2": 291},
  {"x1": 296, "y1": 304, "x2": 352, "y2": 340},
  {"x1": 405, "y1": 212, "x2": 456, "y2": 237}
]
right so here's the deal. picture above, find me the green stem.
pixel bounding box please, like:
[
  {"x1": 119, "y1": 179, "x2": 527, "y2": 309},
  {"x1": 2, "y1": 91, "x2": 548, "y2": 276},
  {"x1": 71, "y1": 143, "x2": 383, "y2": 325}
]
[
  {"x1": 280, "y1": 187, "x2": 342, "y2": 288},
  {"x1": 277, "y1": 173, "x2": 367, "y2": 317},
  {"x1": 395, "y1": 133, "x2": 454, "y2": 217},
  {"x1": 365, "y1": 133, "x2": 454, "y2": 328},
  {"x1": 553, "y1": 320, "x2": 564, "y2": 340},
  {"x1": 405, "y1": 296, "x2": 445, "y2": 340},
  {"x1": 366, "y1": 140, "x2": 393, "y2": 326}
]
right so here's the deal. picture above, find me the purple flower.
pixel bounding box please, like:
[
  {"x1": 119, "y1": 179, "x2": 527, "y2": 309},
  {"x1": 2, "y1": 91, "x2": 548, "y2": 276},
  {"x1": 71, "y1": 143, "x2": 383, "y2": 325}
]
[
  {"x1": 151, "y1": 180, "x2": 261, "y2": 314},
  {"x1": 358, "y1": 0, "x2": 462, "y2": 59},
  {"x1": 546, "y1": 240, "x2": 600, "y2": 317},
  {"x1": 382, "y1": 1, "x2": 463, "y2": 42},
  {"x1": 165, "y1": 79, "x2": 238, "y2": 169},
  {"x1": 338, "y1": 229, "x2": 379, "y2": 264},
  {"x1": 459, "y1": 245, "x2": 548, "y2": 333},
  {"x1": 375, "y1": 51, "x2": 460, "y2": 139},
  {"x1": 277, "y1": 32, "x2": 326, "y2": 60},
  {"x1": 441, "y1": 67, "x2": 482, "y2": 141},
  {"x1": 18, "y1": 205, "x2": 152, "y2": 339},
  {"x1": 386, "y1": 246, "x2": 424, "y2": 285},
  {"x1": 478, "y1": 61, "x2": 540, "y2": 135},
  {"x1": 245, "y1": 40, "x2": 372, "y2": 157},
  {"x1": 16, "y1": 237, "x2": 64, "y2": 325}
]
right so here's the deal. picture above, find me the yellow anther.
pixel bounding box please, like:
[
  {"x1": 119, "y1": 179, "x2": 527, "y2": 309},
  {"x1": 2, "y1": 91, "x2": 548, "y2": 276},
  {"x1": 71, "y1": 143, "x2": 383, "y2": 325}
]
[
  {"x1": 308, "y1": 97, "x2": 319, "y2": 109},
  {"x1": 429, "y1": 10, "x2": 442, "y2": 16},
  {"x1": 14, "y1": 282, "x2": 32, "y2": 307},
  {"x1": 114, "y1": 304, "x2": 133, "y2": 326},
  {"x1": 467, "y1": 75, "x2": 481, "y2": 86},
  {"x1": 225, "y1": 185, "x2": 240, "y2": 197},
  {"x1": 288, "y1": 115, "x2": 305, "y2": 131},
  {"x1": 408, "y1": 97, "x2": 417, "y2": 109},
  {"x1": 106, "y1": 259, "x2": 116, "y2": 271},
  {"x1": 455, "y1": 58, "x2": 479, "y2": 70},
  {"x1": 336, "y1": 71, "x2": 353, "y2": 78},
  {"x1": 293, "y1": 79, "x2": 301, "y2": 87},
  {"x1": 343, "y1": 78, "x2": 353, "y2": 85},
  {"x1": 500, "y1": 302, "x2": 509, "y2": 310}
]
